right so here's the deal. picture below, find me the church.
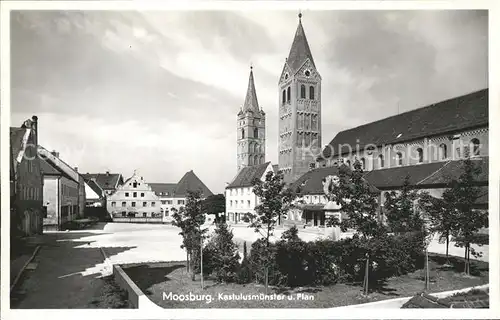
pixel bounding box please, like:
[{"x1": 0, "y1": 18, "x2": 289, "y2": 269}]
[{"x1": 225, "y1": 13, "x2": 489, "y2": 228}]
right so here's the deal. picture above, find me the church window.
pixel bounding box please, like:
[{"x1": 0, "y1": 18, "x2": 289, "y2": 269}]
[
  {"x1": 287, "y1": 87, "x2": 291, "y2": 102},
  {"x1": 361, "y1": 157, "x2": 366, "y2": 169},
  {"x1": 260, "y1": 155, "x2": 264, "y2": 164},
  {"x1": 417, "y1": 148, "x2": 424, "y2": 163},
  {"x1": 397, "y1": 152, "x2": 403, "y2": 166},
  {"x1": 249, "y1": 156, "x2": 253, "y2": 166},
  {"x1": 241, "y1": 128, "x2": 245, "y2": 139},
  {"x1": 309, "y1": 86, "x2": 315, "y2": 100},
  {"x1": 305, "y1": 70, "x2": 311, "y2": 77},
  {"x1": 300, "y1": 85, "x2": 306, "y2": 99},
  {"x1": 282, "y1": 90, "x2": 286, "y2": 104},
  {"x1": 439, "y1": 143, "x2": 447, "y2": 160},
  {"x1": 378, "y1": 154, "x2": 385, "y2": 168},
  {"x1": 471, "y1": 138, "x2": 480, "y2": 156},
  {"x1": 254, "y1": 127, "x2": 258, "y2": 138}
]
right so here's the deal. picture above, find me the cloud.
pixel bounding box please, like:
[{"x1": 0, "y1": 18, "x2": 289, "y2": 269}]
[{"x1": 10, "y1": 10, "x2": 488, "y2": 193}]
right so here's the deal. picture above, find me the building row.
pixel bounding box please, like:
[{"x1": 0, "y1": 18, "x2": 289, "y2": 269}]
[
  {"x1": 10, "y1": 116, "x2": 213, "y2": 237},
  {"x1": 224, "y1": 13, "x2": 489, "y2": 231}
]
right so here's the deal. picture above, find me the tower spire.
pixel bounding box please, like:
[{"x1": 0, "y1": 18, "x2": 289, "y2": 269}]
[
  {"x1": 286, "y1": 12, "x2": 315, "y2": 73},
  {"x1": 242, "y1": 65, "x2": 260, "y2": 112}
]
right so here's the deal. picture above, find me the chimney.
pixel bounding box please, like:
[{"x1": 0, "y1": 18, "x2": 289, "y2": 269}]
[
  {"x1": 106, "y1": 171, "x2": 110, "y2": 176},
  {"x1": 51, "y1": 150, "x2": 60, "y2": 158},
  {"x1": 31, "y1": 115, "x2": 38, "y2": 146},
  {"x1": 74, "y1": 167, "x2": 78, "y2": 172}
]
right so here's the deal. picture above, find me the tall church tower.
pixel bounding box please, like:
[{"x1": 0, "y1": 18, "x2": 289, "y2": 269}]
[
  {"x1": 237, "y1": 66, "x2": 266, "y2": 172},
  {"x1": 278, "y1": 13, "x2": 322, "y2": 183}
]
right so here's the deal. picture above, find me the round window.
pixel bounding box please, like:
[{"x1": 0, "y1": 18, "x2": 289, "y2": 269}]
[{"x1": 305, "y1": 70, "x2": 311, "y2": 77}]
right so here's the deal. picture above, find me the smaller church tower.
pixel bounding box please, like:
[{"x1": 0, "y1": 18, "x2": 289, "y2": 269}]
[{"x1": 237, "y1": 66, "x2": 266, "y2": 172}]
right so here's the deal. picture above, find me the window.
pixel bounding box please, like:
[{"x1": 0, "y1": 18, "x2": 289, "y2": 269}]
[
  {"x1": 361, "y1": 158, "x2": 366, "y2": 170},
  {"x1": 121, "y1": 212, "x2": 126, "y2": 217},
  {"x1": 397, "y1": 152, "x2": 403, "y2": 166},
  {"x1": 121, "y1": 202, "x2": 126, "y2": 207},
  {"x1": 167, "y1": 200, "x2": 173, "y2": 205},
  {"x1": 471, "y1": 138, "x2": 480, "y2": 156},
  {"x1": 417, "y1": 148, "x2": 423, "y2": 163},
  {"x1": 125, "y1": 192, "x2": 129, "y2": 197},
  {"x1": 282, "y1": 90, "x2": 286, "y2": 104},
  {"x1": 133, "y1": 182, "x2": 137, "y2": 188},
  {"x1": 143, "y1": 213, "x2": 147, "y2": 218},
  {"x1": 152, "y1": 202, "x2": 156, "y2": 207},
  {"x1": 230, "y1": 200, "x2": 233, "y2": 208},
  {"x1": 241, "y1": 128, "x2": 245, "y2": 139},
  {"x1": 111, "y1": 202, "x2": 116, "y2": 207},
  {"x1": 161, "y1": 200, "x2": 166, "y2": 205},
  {"x1": 378, "y1": 155, "x2": 384, "y2": 168},
  {"x1": 300, "y1": 84, "x2": 306, "y2": 99},
  {"x1": 143, "y1": 202, "x2": 147, "y2": 207},
  {"x1": 309, "y1": 86, "x2": 315, "y2": 100},
  {"x1": 133, "y1": 192, "x2": 137, "y2": 197},
  {"x1": 254, "y1": 127, "x2": 258, "y2": 139},
  {"x1": 141, "y1": 192, "x2": 145, "y2": 197},
  {"x1": 287, "y1": 86, "x2": 291, "y2": 102},
  {"x1": 132, "y1": 202, "x2": 136, "y2": 207},
  {"x1": 178, "y1": 200, "x2": 184, "y2": 205},
  {"x1": 439, "y1": 143, "x2": 447, "y2": 160},
  {"x1": 247, "y1": 200, "x2": 251, "y2": 208}
]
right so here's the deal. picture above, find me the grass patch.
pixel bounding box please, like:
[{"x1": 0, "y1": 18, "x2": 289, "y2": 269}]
[
  {"x1": 123, "y1": 254, "x2": 488, "y2": 308},
  {"x1": 87, "y1": 275, "x2": 133, "y2": 308}
]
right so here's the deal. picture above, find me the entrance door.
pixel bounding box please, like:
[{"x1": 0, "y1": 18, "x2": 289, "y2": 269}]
[{"x1": 313, "y1": 213, "x2": 318, "y2": 226}]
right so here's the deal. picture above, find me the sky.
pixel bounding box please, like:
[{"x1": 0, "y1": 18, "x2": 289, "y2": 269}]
[{"x1": 10, "y1": 10, "x2": 488, "y2": 194}]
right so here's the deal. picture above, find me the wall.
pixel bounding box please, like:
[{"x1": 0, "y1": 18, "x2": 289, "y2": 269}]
[{"x1": 60, "y1": 176, "x2": 80, "y2": 224}]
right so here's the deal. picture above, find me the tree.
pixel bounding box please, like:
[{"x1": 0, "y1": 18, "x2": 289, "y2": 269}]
[
  {"x1": 171, "y1": 190, "x2": 208, "y2": 282},
  {"x1": 384, "y1": 175, "x2": 424, "y2": 234},
  {"x1": 208, "y1": 221, "x2": 240, "y2": 282},
  {"x1": 242, "y1": 170, "x2": 297, "y2": 293},
  {"x1": 447, "y1": 157, "x2": 488, "y2": 275},
  {"x1": 202, "y1": 194, "x2": 226, "y2": 223},
  {"x1": 325, "y1": 160, "x2": 385, "y2": 295}
]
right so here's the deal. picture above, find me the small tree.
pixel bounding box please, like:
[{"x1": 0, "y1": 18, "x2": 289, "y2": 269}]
[
  {"x1": 243, "y1": 170, "x2": 297, "y2": 293},
  {"x1": 209, "y1": 221, "x2": 240, "y2": 282},
  {"x1": 202, "y1": 194, "x2": 226, "y2": 223},
  {"x1": 384, "y1": 175, "x2": 424, "y2": 234},
  {"x1": 325, "y1": 160, "x2": 385, "y2": 295},
  {"x1": 171, "y1": 191, "x2": 207, "y2": 282},
  {"x1": 447, "y1": 157, "x2": 488, "y2": 275}
]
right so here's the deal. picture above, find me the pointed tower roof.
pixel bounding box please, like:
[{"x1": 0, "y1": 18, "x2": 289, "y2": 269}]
[
  {"x1": 242, "y1": 66, "x2": 260, "y2": 112},
  {"x1": 286, "y1": 13, "x2": 316, "y2": 73}
]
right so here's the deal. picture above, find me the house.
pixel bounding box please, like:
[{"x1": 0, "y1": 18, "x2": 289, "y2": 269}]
[
  {"x1": 38, "y1": 147, "x2": 86, "y2": 220},
  {"x1": 224, "y1": 162, "x2": 277, "y2": 224},
  {"x1": 10, "y1": 116, "x2": 44, "y2": 237},
  {"x1": 106, "y1": 171, "x2": 162, "y2": 222},
  {"x1": 82, "y1": 171, "x2": 124, "y2": 196},
  {"x1": 40, "y1": 155, "x2": 80, "y2": 230},
  {"x1": 149, "y1": 170, "x2": 213, "y2": 223}
]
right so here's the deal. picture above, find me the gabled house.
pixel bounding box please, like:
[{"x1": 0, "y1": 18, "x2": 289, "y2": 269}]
[
  {"x1": 10, "y1": 116, "x2": 44, "y2": 237},
  {"x1": 84, "y1": 178, "x2": 106, "y2": 207},
  {"x1": 82, "y1": 172, "x2": 124, "y2": 196},
  {"x1": 224, "y1": 162, "x2": 277, "y2": 224}
]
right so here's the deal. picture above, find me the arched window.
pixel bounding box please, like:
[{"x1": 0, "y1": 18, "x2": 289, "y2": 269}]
[
  {"x1": 471, "y1": 138, "x2": 480, "y2": 156},
  {"x1": 416, "y1": 148, "x2": 423, "y2": 163},
  {"x1": 309, "y1": 86, "x2": 315, "y2": 100},
  {"x1": 439, "y1": 143, "x2": 447, "y2": 160},
  {"x1": 249, "y1": 156, "x2": 253, "y2": 166},
  {"x1": 260, "y1": 155, "x2": 264, "y2": 164},
  {"x1": 241, "y1": 128, "x2": 245, "y2": 139},
  {"x1": 287, "y1": 86, "x2": 291, "y2": 102},
  {"x1": 346, "y1": 160, "x2": 351, "y2": 168},
  {"x1": 254, "y1": 155, "x2": 259, "y2": 165},
  {"x1": 361, "y1": 157, "x2": 366, "y2": 170},
  {"x1": 300, "y1": 84, "x2": 306, "y2": 99},
  {"x1": 282, "y1": 90, "x2": 286, "y2": 104},
  {"x1": 378, "y1": 154, "x2": 384, "y2": 168},
  {"x1": 254, "y1": 127, "x2": 258, "y2": 138},
  {"x1": 397, "y1": 152, "x2": 403, "y2": 166}
]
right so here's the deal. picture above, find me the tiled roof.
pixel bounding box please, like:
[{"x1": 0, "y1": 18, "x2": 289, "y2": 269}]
[
  {"x1": 291, "y1": 164, "x2": 380, "y2": 195},
  {"x1": 86, "y1": 179, "x2": 104, "y2": 197},
  {"x1": 322, "y1": 89, "x2": 488, "y2": 158},
  {"x1": 149, "y1": 183, "x2": 178, "y2": 197},
  {"x1": 10, "y1": 127, "x2": 27, "y2": 162},
  {"x1": 174, "y1": 170, "x2": 213, "y2": 197},
  {"x1": 39, "y1": 157, "x2": 61, "y2": 175},
  {"x1": 363, "y1": 157, "x2": 488, "y2": 189},
  {"x1": 82, "y1": 173, "x2": 123, "y2": 190},
  {"x1": 227, "y1": 162, "x2": 271, "y2": 189},
  {"x1": 286, "y1": 16, "x2": 316, "y2": 73},
  {"x1": 242, "y1": 67, "x2": 260, "y2": 113}
]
